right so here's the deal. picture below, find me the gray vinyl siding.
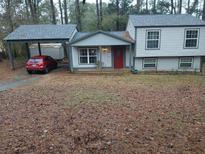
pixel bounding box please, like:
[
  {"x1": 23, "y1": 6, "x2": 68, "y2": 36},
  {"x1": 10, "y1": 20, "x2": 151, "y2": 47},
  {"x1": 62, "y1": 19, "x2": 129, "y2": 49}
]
[{"x1": 134, "y1": 57, "x2": 201, "y2": 72}]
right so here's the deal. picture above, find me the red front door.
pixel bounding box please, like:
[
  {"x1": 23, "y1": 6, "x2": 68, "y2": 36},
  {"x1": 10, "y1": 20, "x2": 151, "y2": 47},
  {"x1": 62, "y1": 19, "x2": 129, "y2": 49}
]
[{"x1": 113, "y1": 47, "x2": 124, "y2": 69}]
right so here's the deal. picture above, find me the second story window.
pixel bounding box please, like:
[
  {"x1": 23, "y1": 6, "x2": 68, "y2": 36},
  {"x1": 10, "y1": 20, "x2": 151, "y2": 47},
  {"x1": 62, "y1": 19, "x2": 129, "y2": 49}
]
[
  {"x1": 146, "y1": 30, "x2": 160, "y2": 49},
  {"x1": 184, "y1": 29, "x2": 199, "y2": 48}
]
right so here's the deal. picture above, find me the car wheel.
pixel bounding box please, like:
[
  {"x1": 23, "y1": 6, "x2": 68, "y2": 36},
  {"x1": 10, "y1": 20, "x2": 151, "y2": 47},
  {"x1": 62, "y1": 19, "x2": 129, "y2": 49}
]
[
  {"x1": 44, "y1": 67, "x2": 49, "y2": 74},
  {"x1": 27, "y1": 70, "x2": 32, "y2": 74}
]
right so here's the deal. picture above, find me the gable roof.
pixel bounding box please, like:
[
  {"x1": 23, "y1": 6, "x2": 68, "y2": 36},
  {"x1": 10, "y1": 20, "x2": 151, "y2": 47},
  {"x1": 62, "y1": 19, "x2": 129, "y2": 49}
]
[
  {"x1": 70, "y1": 30, "x2": 134, "y2": 45},
  {"x1": 4, "y1": 24, "x2": 77, "y2": 41},
  {"x1": 129, "y1": 14, "x2": 205, "y2": 28}
]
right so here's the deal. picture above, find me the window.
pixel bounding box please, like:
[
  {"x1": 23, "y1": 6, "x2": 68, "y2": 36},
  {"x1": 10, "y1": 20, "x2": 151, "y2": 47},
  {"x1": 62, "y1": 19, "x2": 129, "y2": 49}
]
[
  {"x1": 79, "y1": 48, "x2": 97, "y2": 64},
  {"x1": 184, "y1": 29, "x2": 199, "y2": 48},
  {"x1": 143, "y1": 58, "x2": 157, "y2": 68},
  {"x1": 179, "y1": 57, "x2": 193, "y2": 68},
  {"x1": 146, "y1": 30, "x2": 160, "y2": 49}
]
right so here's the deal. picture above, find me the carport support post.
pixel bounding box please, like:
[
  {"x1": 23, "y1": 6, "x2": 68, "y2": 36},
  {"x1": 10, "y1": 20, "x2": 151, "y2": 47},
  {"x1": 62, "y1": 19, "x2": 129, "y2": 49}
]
[
  {"x1": 129, "y1": 45, "x2": 132, "y2": 69},
  {"x1": 25, "y1": 43, "x2": 30, "y2": 59},
  {"x1": 7, "y1": 42, "x2": 15, "y2": 70},
  {"x1": 38, "y1": 42, "x2": 42, "y2": 55}
]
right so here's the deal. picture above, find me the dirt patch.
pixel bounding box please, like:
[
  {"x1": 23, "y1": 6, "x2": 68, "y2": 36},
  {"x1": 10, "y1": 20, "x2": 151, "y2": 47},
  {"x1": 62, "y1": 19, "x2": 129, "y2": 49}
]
[{"x1": 0, "y1": 72, "x2": 205, "y2": 153}]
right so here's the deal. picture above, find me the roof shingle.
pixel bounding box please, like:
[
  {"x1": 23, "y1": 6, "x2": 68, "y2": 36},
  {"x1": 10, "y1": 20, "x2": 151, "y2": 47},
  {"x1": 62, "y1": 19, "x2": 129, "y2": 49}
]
[{"x1": 129, "y1": 14, "x2": 205, "y2": 27}]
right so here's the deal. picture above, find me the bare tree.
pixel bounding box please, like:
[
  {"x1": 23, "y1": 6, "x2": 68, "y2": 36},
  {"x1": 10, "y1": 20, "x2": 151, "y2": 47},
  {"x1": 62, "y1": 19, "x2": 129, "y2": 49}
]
[
  {"x1": 50, "y1": 0, "x2": 56, "y2": 24},
  {"x1": 152, "y1": 0, "x2": 157, "y2": 13},
  {"x1": 136, "y1": 0, "x2": 141, "y2": 13},
  {"x1": 116, "y1": 0, "x2": 120, "y2": 30},
  {"x1": 99, "y1": 0, "x2": 103, "y2": 28},
  {"x1": 25, "y1": 0, "x2": 30, "y2": 20},
  {"x1": 75, "y1": 0, "x2": 81, "y2": 30},
  {"x1": 27, "y1": 0, "x2": 38, "y2": 23},
  {"x1": 203, "y1": 0, "x2": 205, "y2": 20},
  {"x1": 171, "y1": 0, "x2": 174, "y2": 14},
  {"x1": 178, "y1": 0, "x2": 182, "y2": 14},
  {"x1": 59, "y1": 0, "x2": 63, "y2": 24},
  {"x1": 187, "y1": 0, "x2": 191, "y2": 13},
  {"x1": 6, "y1": 0, "x2": 14, "y2": 32},
  {"x1": 64, "y1": 0, "x2": 68, "y2": 24},
  {"x1": 96, "y1": 0, "x2": 100, "y2": 29},
  {"x1": 174, "y1": 0, "x2": 177, "y2": 13},
  {"x1": 189, "y1": 0, "x2": 199, "y2": 14},
  {"x1": 146, "y1": 0, "x2": 148, "y2": 12}
]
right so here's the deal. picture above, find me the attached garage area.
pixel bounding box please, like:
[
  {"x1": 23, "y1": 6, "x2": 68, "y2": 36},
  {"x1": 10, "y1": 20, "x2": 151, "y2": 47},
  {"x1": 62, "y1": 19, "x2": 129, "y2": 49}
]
[
  {"x1": 29, "y1": 43, "x2": 65, "y2": 60},
  {"x1": 4, "y1": 24, "x2": 77, "y2": 70}
]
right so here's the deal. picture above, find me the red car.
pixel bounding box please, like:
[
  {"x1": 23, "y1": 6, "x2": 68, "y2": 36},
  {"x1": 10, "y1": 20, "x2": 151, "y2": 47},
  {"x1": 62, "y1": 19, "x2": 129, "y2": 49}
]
[{"x1": 26, "y1": 55, "x2": 57, "y2": 74}]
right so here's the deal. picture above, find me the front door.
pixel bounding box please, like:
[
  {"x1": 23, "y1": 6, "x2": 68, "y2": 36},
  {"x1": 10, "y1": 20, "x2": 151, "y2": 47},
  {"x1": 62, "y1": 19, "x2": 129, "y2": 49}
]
[{"x1": 113, "y1": 47, "x2": 124, "y2": 69}]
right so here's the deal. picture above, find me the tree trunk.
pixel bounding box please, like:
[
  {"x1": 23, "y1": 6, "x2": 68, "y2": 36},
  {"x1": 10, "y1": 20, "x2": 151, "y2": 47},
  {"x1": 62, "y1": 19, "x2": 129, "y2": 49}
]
[
  {"x1": 75, "y1": 0, "x2": 81, "y2": 30},
  {"x1": 136, "y1": 0, "x2": 141, "y2": 13},
  {"x1": 25, "y1": 0, "x2": 30, "y2": 20},
  {"x1": 99, "y1": 0, "x2": 103, "y2": 29},
  {"x1": 116, "y1": 0, "x2": 120, "y2": 30},
  {"x1": 27, "y1": 0, "x2": 38, "y2": 23},
  {"x1": 187, "y1": 0, "x2": 190, "y2": 13},
  {"x1": 6, "y1": 0, "x2": 14, "y2": 32},
  {"x1": 50, "y1": 0, "x2": 56, "y2": 24},
  {"x1": 59, "y1": 0, "x2": 64, "y2": 24},
  {"x1": 27, "y1": 0, "x2": 35, "y2": 23},
  {"x1": 96, "y1": 0, "x2": 100, "y2": 30},
  {"x1": 203, "y1": 0, "x2": 205, "y2": 20},
  {"x1": 145, "y1": 0, "x2": 148, "y2": 12},
  {"x1": 64, "y1": 0, "x2": 68, "y2": 24},
  {"x1": 33, "y1": 0, "x2": 38, "y2": 23},
  {"x1": 153, "y1": 0, "x2": 156, "y2": 14},
  {"x1": 174, "y1": 0, "x2": 177, "y2": 14},
  {"x1": 171, "y1": 0, "x2": 174, "y2": 14},
  {"x1": 178, "y1": 0, "x2": 182, "y2": 14}
]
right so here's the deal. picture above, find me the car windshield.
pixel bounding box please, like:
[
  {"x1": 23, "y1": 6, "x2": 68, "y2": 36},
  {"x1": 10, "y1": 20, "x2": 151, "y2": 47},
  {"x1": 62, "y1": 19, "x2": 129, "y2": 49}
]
[{"x1": 28, "y1": 58, "x2": 43, "y2": 63}]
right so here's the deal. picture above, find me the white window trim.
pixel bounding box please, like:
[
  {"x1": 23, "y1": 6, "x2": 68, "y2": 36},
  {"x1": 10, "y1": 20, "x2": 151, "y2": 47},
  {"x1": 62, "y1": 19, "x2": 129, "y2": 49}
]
[
  {"x1": 78, "y1": 48, "x2": 98, "y2": 65},
  {"x1": 179, "y1": 57, "x2": 193, "y2": 69},
  {"x1": 146, "y1": 29, "x2": 161, "y2": 50},
  {"x1": 143, "y1": 58, "x2": 157, "y2": 69},
  {"x1": 184, "y1": 28, "x2": 199, "y2": 49}
]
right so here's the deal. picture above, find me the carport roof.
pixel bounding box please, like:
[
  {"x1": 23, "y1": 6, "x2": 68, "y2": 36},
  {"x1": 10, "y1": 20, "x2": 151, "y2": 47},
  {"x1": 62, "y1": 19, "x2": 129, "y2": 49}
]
[{"x1": 4, "y1": 24, "x2": 77, "y2": 42}]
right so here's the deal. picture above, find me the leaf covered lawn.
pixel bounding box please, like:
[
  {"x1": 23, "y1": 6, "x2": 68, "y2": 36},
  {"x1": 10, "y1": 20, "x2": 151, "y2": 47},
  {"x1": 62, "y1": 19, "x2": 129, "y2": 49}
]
[{"x1": 0, "y1": 72, "x2": 205, "y2": 153}]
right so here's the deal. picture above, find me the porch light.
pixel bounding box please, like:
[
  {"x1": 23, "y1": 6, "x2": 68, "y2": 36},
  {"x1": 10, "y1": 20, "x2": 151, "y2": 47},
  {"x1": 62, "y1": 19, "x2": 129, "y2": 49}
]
[{"x1": 101, "y1": 47, "x2": 110, "y2": 52}]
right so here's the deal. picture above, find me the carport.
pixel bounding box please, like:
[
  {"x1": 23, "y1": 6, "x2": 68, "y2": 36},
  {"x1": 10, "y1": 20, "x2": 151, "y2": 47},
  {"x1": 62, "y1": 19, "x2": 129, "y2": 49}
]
[{"x1": 4, "y1": 24, "x2": 77, "y2": 70}]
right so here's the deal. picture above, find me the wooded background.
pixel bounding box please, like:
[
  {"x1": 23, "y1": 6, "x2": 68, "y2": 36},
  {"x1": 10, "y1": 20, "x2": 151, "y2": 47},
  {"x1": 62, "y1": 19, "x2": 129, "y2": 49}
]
[{"x1": 1, "y1": 0, "x2": 205, "y2": 57}]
